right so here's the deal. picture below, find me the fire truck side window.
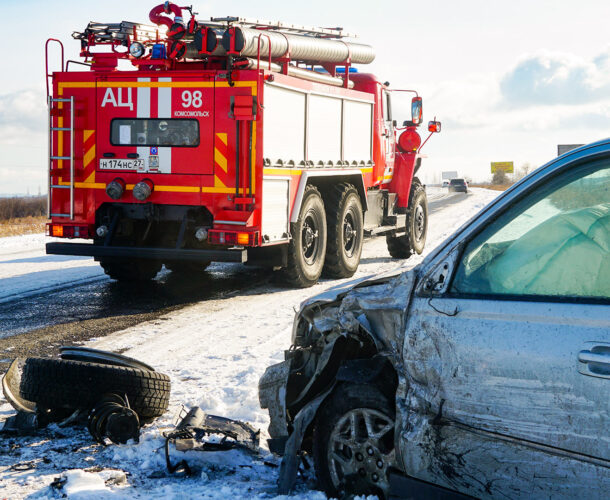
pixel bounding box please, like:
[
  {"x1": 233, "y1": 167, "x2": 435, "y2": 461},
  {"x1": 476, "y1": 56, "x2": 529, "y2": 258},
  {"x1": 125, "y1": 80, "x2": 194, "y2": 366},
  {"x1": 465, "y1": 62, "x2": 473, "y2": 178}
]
[
  {"x1": 110, "y1": 119, "x2": 200, "y2": 147},
  {"x1": 383, "y1": 91, "x2": 392, "y2": 123}
]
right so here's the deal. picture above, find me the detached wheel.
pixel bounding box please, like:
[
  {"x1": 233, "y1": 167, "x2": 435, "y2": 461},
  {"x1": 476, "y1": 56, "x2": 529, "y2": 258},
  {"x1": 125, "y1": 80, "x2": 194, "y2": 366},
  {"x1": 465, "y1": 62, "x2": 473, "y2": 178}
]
[
  {"x1": 19, "y1": 358, "x2": 170, "y2": 420},
  {"x1": 386, "y1": 179, "x2": 428, "y2": 259},
  {"x1": 324, "y1": 183, "x2": 364, "y2": 279},
  {"x1": 165, "y1": 260, "x2": 210, "y2": 274},
  {"x1": 313, "y1": 384, "x2": 396, "y2": 498},
  {"x1": 282, "y1": 185, "x2": 327, "y2": 287},
  {"x1": 100, "y1": 258, "x2": 161, "y2": 282}
]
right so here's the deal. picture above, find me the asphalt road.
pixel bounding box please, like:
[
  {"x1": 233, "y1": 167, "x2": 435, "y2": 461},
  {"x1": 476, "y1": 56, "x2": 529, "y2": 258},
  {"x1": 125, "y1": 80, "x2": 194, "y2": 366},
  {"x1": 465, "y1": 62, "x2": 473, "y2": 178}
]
[{"x1": 0, "y1": 189, "x2": 469, "y2": 370}]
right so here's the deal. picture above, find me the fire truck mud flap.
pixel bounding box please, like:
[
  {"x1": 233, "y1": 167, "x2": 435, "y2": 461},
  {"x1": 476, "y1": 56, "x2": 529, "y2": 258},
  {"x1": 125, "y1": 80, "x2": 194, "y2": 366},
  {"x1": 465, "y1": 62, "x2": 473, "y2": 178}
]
[{"x1": 46, "y1": 242, "x2": 247, "y2": 263}]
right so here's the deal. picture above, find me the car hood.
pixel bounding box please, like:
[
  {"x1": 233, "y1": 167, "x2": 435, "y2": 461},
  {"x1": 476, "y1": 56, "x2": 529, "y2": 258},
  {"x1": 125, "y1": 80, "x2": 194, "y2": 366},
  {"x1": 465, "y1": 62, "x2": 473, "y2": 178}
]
[
  {"x1": 297, "y1": 264, "x2": 420, "y2": 353},
  {"x1": 299, "y1": 265, "x2": 411, "y2": 310}
]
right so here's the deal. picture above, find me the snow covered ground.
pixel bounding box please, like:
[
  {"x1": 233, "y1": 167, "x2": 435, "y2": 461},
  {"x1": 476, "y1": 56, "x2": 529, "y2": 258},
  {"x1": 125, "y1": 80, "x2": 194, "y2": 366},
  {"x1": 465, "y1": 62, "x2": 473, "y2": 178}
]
[
  {"x1": 0, "y1": 234, "x2": 106, "y2": 305},
  {"x1": 0, "y1": 188, "x2": 500, "y2": 499}
]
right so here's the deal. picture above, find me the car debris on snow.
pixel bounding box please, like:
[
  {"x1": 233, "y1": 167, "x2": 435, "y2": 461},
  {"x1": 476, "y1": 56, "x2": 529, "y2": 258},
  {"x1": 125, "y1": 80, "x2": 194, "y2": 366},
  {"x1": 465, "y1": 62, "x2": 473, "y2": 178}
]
[
  {"x1": 163, "y1": 406, "x2": 260, "y2": 475},
  {"x1": 1, "y1": 347, "x2": 170, "y2": 444}
]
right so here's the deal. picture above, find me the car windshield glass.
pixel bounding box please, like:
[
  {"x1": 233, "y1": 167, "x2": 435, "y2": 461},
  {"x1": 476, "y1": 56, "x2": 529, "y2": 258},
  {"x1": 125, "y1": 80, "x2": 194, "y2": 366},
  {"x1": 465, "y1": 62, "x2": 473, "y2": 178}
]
[{"x1": 451, "y1": 160, "x2": 610, "y2": 299}]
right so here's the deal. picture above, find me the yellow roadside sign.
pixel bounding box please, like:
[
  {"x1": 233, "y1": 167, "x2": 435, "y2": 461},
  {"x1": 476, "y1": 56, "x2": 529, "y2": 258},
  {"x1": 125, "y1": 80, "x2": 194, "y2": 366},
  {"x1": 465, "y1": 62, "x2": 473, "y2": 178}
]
[{"x1": 491, "y1": 161, "x2": 514, "y2": 173}]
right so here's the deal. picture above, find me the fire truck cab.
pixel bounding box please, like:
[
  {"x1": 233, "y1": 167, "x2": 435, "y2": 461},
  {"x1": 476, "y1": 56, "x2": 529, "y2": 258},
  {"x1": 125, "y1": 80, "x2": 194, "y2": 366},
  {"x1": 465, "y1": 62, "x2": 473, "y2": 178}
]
[{"x1": 45, "y1": 3, "x2": 440, "y2": 287}]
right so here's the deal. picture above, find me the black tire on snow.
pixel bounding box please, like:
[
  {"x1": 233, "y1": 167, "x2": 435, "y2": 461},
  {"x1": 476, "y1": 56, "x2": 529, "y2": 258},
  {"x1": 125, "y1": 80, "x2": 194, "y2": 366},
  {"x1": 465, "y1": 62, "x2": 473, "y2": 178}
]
[
  {"x1": 165, "y1": 260, "x2": 211, "y2": 274},
  {"x1": 386, "y1": 179, "x2": 428, "y2": 259},
  {"x1": 19, "y1": 358, "x2": 170, "y2": 420},
  {"x1": 100, "y1": 259, "x2": 162, "y2": 282},
  {"x1": 323, "y1": 183, "x2": 364, "y2": 279},
  {"x1": 281, "y1": 185, "x2": 327, "y2": 288},
  {"x1": 313, "y1": 383, "x2": 396, "y2": 498}
]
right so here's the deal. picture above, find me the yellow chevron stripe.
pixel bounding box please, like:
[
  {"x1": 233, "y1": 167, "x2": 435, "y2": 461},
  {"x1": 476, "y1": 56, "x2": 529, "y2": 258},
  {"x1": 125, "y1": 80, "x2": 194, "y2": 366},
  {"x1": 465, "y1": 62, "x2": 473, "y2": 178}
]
[
  {"x1": 83, "y1": 144, "x2": 96, "y2": 167},
  {"x1": 214, "y1": 148, "x2": 228, "y2": 173},
  {"x1": 217, "y1": 133, "x2": 228, "y2": 146},
  {"x1": 83, "y1": 129, "x2": 94, "y2": 142},
  {"x1": 214, "y1": 176, "x2": 228, "y2": 188}
]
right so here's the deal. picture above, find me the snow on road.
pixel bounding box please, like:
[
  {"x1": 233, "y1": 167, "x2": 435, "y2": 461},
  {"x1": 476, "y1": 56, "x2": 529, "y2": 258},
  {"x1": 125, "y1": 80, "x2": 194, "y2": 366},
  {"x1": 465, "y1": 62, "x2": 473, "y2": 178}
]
[
  {"x1": 0, "y1": 234, "x2": 106, "y2": 304},
  {"x1": 0, "y1": 189, "x2": 500, "y2": 499}
]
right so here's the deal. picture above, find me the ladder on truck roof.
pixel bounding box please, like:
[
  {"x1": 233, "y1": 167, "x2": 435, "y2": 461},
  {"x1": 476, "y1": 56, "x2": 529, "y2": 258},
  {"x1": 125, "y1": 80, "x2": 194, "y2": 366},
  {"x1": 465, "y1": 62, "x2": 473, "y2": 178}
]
[
  {"x1": 48, "y1": 95, "x2": 75, "y2": 220},
  {"x1": 209, "y1": 17, "x2": 356, "y2": 38}
]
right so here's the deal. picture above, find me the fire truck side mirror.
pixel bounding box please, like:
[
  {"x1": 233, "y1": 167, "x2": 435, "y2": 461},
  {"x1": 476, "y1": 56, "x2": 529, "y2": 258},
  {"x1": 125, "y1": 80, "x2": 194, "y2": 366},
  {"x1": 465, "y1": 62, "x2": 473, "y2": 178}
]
[
  {"x1": 411, "y1": 97, "x2": 423, "y2": 125},
  {"x1": 428, "y1": 120, "x2": 441, "y2": 133}
]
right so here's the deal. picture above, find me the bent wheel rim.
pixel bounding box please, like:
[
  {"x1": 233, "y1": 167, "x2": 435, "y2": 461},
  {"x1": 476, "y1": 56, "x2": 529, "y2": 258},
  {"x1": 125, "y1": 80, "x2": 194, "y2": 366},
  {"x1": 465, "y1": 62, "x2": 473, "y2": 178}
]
[{"x1": 327, "y1": 408, "x2": 395, "y2": 496}]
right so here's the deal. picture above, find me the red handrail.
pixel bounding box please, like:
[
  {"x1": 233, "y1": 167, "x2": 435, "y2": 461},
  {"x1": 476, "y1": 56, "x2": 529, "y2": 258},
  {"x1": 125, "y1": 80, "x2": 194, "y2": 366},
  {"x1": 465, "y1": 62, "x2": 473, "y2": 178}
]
[
  {"x1": 45, "y1": 38, "x2": 65, "y2": 97},
  {"x1": 256, "y1": 33, "x2": 272, "y2": 71}
]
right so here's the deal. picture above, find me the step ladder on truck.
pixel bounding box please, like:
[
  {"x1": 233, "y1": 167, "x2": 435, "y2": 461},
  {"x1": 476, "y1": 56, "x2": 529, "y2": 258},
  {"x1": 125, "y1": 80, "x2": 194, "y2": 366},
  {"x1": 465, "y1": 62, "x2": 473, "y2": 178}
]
[{"x1": 45, "y1": 2, "x2": 441, "y2": 287}]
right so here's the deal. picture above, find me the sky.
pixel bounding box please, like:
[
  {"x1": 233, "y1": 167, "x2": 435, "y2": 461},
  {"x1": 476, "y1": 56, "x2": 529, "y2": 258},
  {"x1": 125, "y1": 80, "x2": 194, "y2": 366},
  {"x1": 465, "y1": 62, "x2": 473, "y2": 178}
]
[{"x1": 1, "y1": 0, "x2": 610, "y2": 193}]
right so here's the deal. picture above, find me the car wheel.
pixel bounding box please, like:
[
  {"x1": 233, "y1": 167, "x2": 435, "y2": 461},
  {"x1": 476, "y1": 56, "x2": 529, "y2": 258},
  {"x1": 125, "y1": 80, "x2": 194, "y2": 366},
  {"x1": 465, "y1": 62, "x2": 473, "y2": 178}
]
[
  {"x1": 281, "y1": 185, "x2": 327, "y2": 287},
  {"x1": 313, "y1": 384, "x2": 395, "y2": 498},
  {"x1": 18, "y1": 358, "x2": 171, "y2": 421},
  {"x1": 323, "y1": 183, "x2": 364, "y2": 279},
  {"x1": 386, "y1": 180, "x2": 428, "y2": 258},
  {"x1": 100, "y1": 258, "x2": 161, "y2": 282}
]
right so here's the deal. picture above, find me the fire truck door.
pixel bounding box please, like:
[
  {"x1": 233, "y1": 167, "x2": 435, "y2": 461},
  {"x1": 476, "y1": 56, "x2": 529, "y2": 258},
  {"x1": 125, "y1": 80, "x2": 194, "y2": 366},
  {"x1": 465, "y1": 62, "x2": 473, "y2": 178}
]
[
  {"x1": 96, "y1": 76, "x2": 214, "y2": 175},
  {"x1": 382, "y1": 90, "x2": 395, "y2": 179}
]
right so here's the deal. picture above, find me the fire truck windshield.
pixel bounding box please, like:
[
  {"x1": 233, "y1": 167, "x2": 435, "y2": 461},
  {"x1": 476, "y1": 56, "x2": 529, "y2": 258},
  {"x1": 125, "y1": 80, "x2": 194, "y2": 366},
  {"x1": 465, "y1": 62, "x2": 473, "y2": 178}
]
[{"x1": 110, "y1": 119, "x2": 200, "y2": 147}]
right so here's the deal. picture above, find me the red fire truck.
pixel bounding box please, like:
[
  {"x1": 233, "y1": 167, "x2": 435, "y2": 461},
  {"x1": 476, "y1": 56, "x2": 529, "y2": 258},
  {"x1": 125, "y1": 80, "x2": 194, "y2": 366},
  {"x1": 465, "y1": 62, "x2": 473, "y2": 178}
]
[{"x1": 45, "y1": 2, "x2": 441, "y2": 287}]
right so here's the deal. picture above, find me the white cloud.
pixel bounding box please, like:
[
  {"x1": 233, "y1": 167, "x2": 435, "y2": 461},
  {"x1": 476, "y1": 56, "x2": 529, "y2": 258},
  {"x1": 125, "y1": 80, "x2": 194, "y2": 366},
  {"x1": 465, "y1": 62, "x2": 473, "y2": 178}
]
[
  {"x1": 0, "y1": 89, "x2": 46, "y2": 145},
  {"x1": 499, "y1": 49, "x2": 610, "y2": 106}
]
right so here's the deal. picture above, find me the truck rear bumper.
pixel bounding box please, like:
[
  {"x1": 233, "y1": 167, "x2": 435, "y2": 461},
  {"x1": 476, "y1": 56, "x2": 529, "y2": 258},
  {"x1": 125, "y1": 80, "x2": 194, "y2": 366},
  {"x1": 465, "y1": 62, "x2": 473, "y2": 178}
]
[{"x1": 46, "y1": 242, "x2": 247, "y2": 263}]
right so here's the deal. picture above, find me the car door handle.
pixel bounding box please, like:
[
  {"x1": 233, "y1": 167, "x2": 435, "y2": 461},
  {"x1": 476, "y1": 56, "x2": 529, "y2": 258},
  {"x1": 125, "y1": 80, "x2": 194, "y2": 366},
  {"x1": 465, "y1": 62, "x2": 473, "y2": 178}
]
[
  {"x1": 577, "y1": 342, "x2": 610, "y2": 379},
  {"x1": 578, "y1": 350, "x2": 610, "y2": 365}
]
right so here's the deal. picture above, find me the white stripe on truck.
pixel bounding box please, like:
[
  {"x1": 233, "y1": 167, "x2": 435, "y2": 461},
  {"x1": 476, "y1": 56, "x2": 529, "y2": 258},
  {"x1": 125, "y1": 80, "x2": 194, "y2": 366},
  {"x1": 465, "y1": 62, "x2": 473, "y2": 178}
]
[
  {"x1": 158, "y1": 77, "x2": 172, "y2": 173},
  {"x1": 137, "y1": 78, "x2": 151, "y2": 171}
]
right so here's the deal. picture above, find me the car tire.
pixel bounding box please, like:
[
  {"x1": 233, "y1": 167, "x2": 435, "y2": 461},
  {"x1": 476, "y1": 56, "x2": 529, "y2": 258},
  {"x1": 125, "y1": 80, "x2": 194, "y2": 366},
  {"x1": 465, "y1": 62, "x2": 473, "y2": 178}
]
[
  {"x1": 100, "y1": 258, "x2": 161, "y2": 282},
  {"x1": 323, "y1": 183, "x2": 364, "y2": 279},
  {"x1": 281, "y1": 185, "x2": 327, "y2": 288},
  {"x1": 313, "y1": 383, "x2": 396, "y2": 498},
  {"x1": 386, "y1": 179, "x2": 428, "y2": 258},
  {"x1": 18, "y1": 358, "x2": 171, "y2": 420}
]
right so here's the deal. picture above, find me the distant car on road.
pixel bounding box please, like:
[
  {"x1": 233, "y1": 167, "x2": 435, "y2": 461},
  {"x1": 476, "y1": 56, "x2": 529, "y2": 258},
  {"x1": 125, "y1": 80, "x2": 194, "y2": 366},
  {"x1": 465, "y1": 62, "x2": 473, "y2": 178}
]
[
  {"x1": 442, "y1": 180, "x2": 449, "y2": 188},
  {"x1": 449, "y1": 177, "x2": 468, "y2": 192},
  {"x1": 260, "y1": 140, "x2": 610, "y2": 499}
]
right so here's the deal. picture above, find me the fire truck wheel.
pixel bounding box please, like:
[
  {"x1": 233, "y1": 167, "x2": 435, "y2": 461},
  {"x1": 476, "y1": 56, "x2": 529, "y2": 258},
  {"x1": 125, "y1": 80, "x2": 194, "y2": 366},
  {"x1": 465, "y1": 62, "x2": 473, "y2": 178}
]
[
  {"x1": 386, "y1": 181, "x2": 428, "y2": 258},
  {"x1": 165, "y1": 261, "x2": 211, "y2": 274},
  {"x1": 100, "y1": 259, "x2": 162, "y2": 282},
  {"x1": 282, "y1": 185, "x2": 327, "y2": 287},
  {"x1": 323, "y1": 183, "x2": 364, "y2": 278},
  {"x1": 18, "y1": 358, "x2": 170, "y2": 421}
]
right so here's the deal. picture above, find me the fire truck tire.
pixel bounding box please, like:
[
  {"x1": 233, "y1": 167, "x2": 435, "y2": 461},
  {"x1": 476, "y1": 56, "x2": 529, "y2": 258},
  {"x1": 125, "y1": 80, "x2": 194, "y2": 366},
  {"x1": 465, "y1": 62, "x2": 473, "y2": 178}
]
[
  {"x1": 100, "y1": 259, "x2": 162, "y2": 282},
  {"x1": 165, "y1": 261, "x2": 211, "y2": 274},
  {"x1": 386, "y1": 180, "x2": 428, "y2": 258},
  {"x1": 282, "y1": 185, "x2": 327, "y2": 288},
  {"x1": 323, "y1": 183, "x2": 364, "y2": 278},
  {"x1": 18, "y1": 358, "x2": 170, "y2": 420}
]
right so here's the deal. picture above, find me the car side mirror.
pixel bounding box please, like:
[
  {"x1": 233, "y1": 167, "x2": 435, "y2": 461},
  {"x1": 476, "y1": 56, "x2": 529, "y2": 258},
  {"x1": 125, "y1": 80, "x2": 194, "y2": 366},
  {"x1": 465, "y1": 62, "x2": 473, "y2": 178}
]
[
  {"x1": 411, "y1": 97, "x2": 422, "y2": 125},
  {"x1": 428, "y1": 120, "x2": 441, "y2": 133}
]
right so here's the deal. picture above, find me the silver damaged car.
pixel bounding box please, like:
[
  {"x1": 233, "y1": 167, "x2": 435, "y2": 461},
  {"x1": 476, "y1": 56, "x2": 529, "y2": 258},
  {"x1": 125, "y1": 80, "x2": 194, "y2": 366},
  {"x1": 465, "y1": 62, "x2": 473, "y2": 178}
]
[{"x1": 259, "y1": 140, "x2": 610, "y2": 498}]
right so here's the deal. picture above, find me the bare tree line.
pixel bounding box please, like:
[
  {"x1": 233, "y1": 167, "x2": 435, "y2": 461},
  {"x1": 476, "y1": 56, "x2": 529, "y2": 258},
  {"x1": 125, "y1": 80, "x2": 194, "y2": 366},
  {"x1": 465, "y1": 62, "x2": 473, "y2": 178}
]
[{"x1": 0, "y1": 196, "x2": 46, "y2": 221}]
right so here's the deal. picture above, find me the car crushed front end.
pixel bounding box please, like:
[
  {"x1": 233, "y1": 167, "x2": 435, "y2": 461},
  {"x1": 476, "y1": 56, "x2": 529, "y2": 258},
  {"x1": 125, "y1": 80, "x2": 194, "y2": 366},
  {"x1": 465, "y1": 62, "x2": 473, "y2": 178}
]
[{"x1": 258, "y1": 269, "x2": 419, "y2": 495}]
